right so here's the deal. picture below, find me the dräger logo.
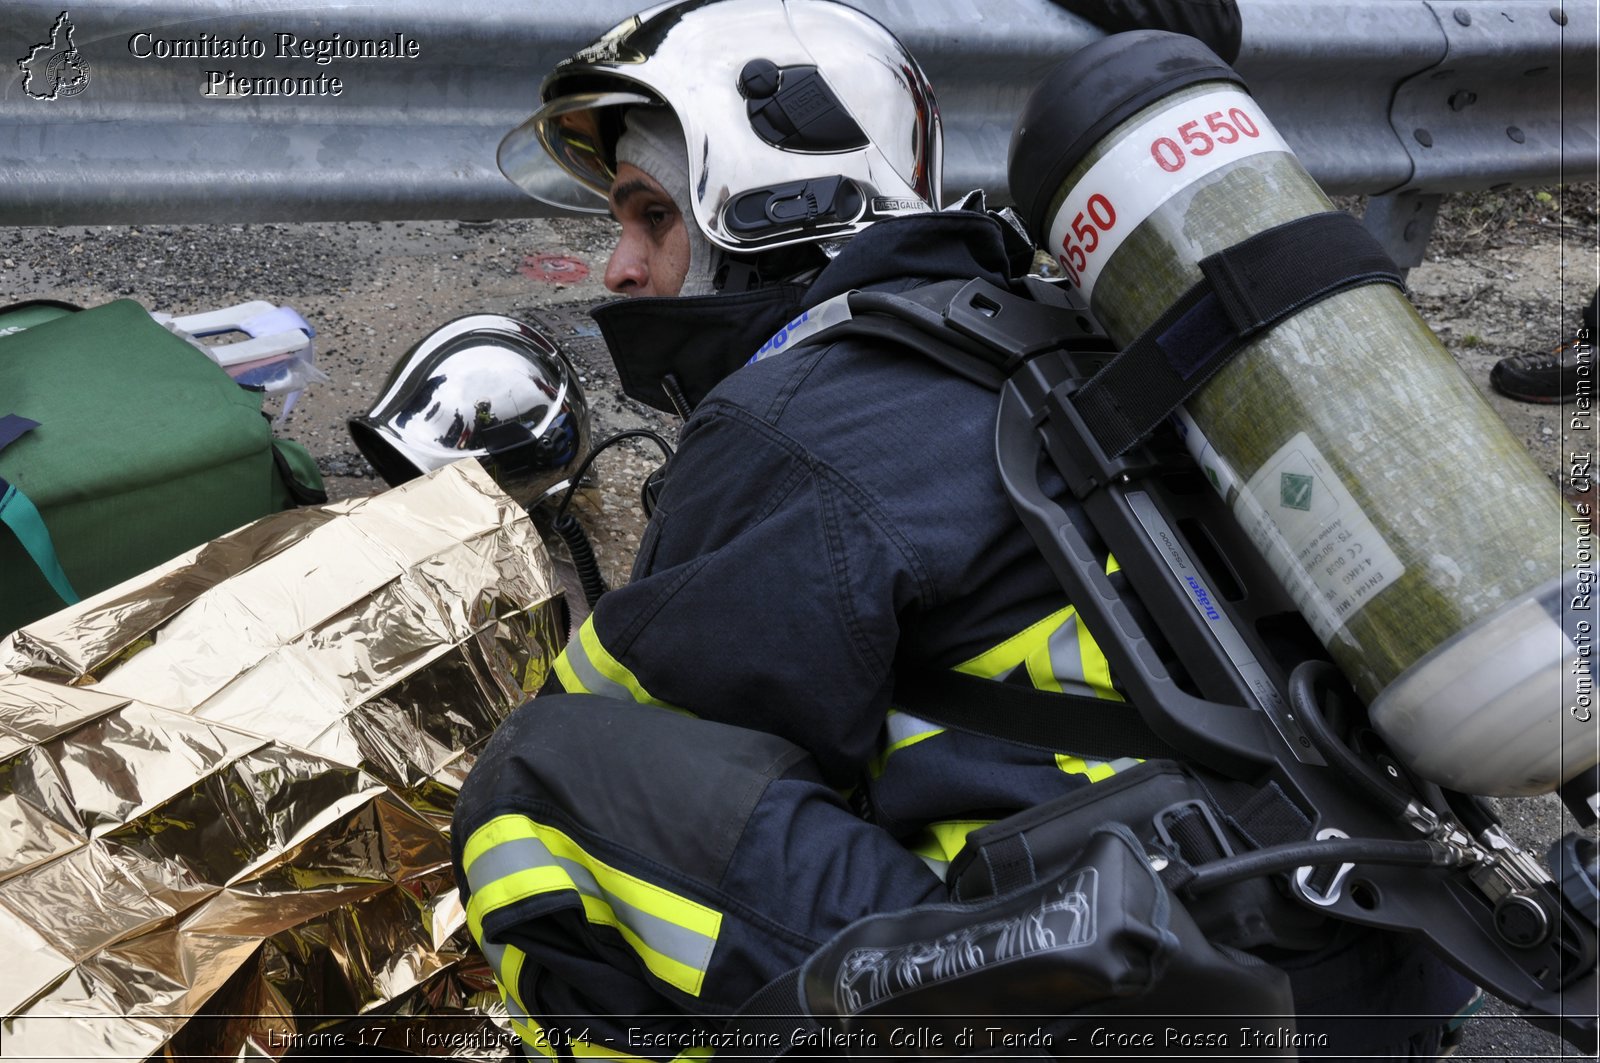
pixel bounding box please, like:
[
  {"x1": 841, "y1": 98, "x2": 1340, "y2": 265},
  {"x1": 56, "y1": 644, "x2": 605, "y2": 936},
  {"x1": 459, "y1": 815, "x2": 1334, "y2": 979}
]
[
  {"x1": 18, "y1": 11, "x2": 91, "y2": 100},
  {"x1": 1184, "y1": 574, "x2": 1222, "y2": 621}
]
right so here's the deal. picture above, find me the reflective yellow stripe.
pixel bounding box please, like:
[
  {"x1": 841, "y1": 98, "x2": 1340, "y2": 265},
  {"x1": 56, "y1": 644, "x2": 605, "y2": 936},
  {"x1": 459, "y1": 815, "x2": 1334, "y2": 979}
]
[
  {"x1": 579, "y1": 616, "x2": 659, "y2": 705},
  {"x1": 886, "y1": 726, "x2": 942, "y2": 756},
  {"x1": 469, "y1": 870, "x2": 710, "y2": 998},
  {"x1": 1056, "y1": 753, "x2": 1144, "y2": 782},
  {"x1": 499, "y1": 971, "x2": 717, "y2": 1060},
  {"x1": 1024, "y1": 611, "x2": 1070, "y2": 693},
  {"x1": 465, "y1": 815, "x2": 723, "y2": 940},
  {"x1": 554, "y1": 615, "x2": 685, "y2": 711},
  {"x1": 467, "y1": 863, "x2": 572, "y2": 939},
  {"x1": 1065, "y1": 554, "x2": 1138, "y2": 777},
  {"x1": 882, "y1": 598, "x2": 1129, "y2": 779},
  {"x1": 871, "y1": 710, "x2": 943, "y2": 777},
  {"x1": 503, "y1": 942, "x2": 528, "y2": 1013},
  {"x1": 552, "y1": 646, "x2": 586, "y2": 695},
  {"x1": 883, "y1": 709, "x2": 942, "y2": 750},
  {"x1": 1055, "y1": 754, "x2": 1118, "y2": 783},
  {"x1": 954, "y1": 605, "x2": 1076, "y2": 680},
  {"x1": 908, "y1": 819, "x2": 993, "y2": 880},
  {"x1": 464, "y1": 814, "x2": 721, "y2": 997},
  {"x1": 909, "y1": 819, "x2": 993, "y2": 862}
]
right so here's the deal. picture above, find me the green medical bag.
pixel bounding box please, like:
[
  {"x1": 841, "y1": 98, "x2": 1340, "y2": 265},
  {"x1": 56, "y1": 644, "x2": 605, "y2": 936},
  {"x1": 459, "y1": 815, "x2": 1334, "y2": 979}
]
[{"x1": 0, "y1": 298, "x2": 325, "y2": 636}]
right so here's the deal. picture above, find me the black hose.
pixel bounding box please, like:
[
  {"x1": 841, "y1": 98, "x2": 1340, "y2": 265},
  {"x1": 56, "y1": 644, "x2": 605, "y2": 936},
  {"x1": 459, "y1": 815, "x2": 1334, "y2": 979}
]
[
  {"x1": 553, "y1": 429, "x2": 676, "y2": 521},
  {"x1": 545, "y1": 429, "x2": 676, "y2": 611},
  {"x1": 1288, "y1": 661, "x2": 1417, "y2": 820},
  {"x1": 1185, "y1": 837, "x2": 1461, "y2": 896}
]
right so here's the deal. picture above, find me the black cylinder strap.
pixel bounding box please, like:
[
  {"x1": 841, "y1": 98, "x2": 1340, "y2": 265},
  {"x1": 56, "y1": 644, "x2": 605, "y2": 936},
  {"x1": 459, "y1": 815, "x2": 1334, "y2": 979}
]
[{"x1": 1070, "y1": 210, "x2": 1404, "y2": 459}]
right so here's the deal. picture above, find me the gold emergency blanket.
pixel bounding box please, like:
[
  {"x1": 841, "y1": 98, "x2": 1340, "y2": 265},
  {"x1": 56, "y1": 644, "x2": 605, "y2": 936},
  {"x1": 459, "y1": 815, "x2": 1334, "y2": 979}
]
[{"x1": 0, "y1": 460, "x2": 562, "y2": 1060}]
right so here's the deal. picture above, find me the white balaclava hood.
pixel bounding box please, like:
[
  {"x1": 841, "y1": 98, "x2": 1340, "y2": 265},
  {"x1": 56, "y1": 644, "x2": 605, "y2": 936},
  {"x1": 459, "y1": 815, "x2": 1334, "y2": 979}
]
[{"x1": 614, "y1": 107, "x2": 720, "y2": 297}]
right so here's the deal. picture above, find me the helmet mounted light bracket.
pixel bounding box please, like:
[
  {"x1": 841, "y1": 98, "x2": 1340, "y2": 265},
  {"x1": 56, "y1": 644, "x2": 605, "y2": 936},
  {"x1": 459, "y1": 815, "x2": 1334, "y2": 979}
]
[
  {"x1": 737, "y1": 59, "x2": 870, "y2": 152},
  {"x1": 724, "y1": 174, "x2": 864, "y2": 237}
]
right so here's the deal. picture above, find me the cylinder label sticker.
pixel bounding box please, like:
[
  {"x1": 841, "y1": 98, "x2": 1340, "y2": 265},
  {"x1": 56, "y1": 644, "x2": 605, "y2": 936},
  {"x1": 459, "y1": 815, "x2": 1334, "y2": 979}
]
[
  {"x1": 1233, "y1": 432, "x2": 1405, "y2": 642},
  {"x1": 1047, "y1": 87, "x2": 1290, "y2": 303}
]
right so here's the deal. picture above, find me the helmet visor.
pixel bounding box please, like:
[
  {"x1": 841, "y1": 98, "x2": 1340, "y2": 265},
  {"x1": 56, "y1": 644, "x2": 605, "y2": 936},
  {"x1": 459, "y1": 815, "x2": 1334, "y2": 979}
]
[{"x1": 498, "y1": 90, "x2": 655, "y2": 214}]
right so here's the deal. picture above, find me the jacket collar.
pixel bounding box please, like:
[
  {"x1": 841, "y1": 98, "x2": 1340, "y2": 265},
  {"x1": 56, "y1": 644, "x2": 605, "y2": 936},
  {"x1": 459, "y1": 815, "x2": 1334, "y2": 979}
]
[
  {"x1": 802, "y1": 210, "x2": 1018, "y2": 306},
  {"x1": 591, "y1": 210, "x2": 1019, "y2": 415}
]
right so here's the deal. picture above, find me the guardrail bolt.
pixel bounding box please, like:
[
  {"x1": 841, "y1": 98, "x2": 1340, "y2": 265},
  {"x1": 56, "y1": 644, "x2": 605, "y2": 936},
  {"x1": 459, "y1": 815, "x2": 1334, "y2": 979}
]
[
  {"x1": 1449, "y1": 90, "x2": 1478, "y2": 110},
  {"x1": 1414, "y1": 128, "x2": 1435, "y2": 147},
  {"x1": 1507, "y1": 126, "x2": 1527, "y2": 143},
  {"x1": 1550, "y1": 6, "x2": 1569, "y2": 24},
  {"x1": 1453, "y1": 7, "x2": 1472, "y2": 26}
]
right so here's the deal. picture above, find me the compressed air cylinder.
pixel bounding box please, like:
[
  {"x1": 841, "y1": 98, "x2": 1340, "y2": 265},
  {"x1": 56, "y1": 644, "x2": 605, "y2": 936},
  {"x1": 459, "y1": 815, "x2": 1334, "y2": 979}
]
[{"x1": 1007, "y1": 31, "x2": 1591, "y2": 797}]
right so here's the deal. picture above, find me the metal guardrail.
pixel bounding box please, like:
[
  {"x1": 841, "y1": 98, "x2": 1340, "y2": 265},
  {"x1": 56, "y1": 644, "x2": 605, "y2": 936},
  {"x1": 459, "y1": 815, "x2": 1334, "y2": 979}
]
[{"x1": 0, "y1": 0, "x2": 1594, "y2": 236}]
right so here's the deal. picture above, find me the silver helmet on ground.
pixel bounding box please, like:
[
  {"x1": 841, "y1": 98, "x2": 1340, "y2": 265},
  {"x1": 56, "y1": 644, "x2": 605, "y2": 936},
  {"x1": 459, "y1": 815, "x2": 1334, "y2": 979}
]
[{"x1": 349, "y1": 315, "x2": 591, "y2": 507}]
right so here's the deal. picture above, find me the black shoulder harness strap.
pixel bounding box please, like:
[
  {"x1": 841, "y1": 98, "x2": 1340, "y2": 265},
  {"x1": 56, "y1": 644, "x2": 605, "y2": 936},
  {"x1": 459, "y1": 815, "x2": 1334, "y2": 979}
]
[
  {"x1": 792, "y1": 210, "x2": 1400, "y2": 763},
  {"x1": 894, "y1": 668, "x2": 1181, "y2": 760}
]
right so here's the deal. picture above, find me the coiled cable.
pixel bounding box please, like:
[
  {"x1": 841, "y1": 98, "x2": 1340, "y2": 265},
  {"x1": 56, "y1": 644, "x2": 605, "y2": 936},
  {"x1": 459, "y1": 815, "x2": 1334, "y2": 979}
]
[{"x1": 549, "y1": 429, "x2": 675, "y2": 609}]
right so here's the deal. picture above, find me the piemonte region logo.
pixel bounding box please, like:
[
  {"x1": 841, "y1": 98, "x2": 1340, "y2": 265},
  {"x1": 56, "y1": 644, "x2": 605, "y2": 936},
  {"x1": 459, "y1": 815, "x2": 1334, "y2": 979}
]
[{"x1": 18, "y1": 11, "x2": 91, "y2": 100}]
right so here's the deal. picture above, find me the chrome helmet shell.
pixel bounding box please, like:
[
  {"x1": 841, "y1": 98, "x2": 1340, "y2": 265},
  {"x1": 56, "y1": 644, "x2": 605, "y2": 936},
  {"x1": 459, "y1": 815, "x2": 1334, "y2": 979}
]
[
  {"x1": 349, "y1": 315, "x2": 591, "y2": 506},
  {"x1": 498, "y1": 0, "x2": 942, "y2": 253}
]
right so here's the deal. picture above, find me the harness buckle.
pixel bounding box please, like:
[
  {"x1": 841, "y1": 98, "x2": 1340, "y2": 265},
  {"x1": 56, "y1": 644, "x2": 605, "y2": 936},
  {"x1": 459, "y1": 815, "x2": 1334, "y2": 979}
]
[{"x1": 1153, "y1": 798, "x2": 1235, "y2": 865}]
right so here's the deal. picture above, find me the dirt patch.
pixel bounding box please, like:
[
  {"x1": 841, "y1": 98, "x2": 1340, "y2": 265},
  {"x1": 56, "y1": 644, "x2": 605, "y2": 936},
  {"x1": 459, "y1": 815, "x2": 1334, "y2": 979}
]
[{"x1": 1406, "y1": 185, "x2": 1597, "y2": 508}]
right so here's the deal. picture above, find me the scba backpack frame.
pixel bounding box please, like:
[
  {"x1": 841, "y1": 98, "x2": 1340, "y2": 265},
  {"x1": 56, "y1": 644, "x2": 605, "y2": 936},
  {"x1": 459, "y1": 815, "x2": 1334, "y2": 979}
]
[{"x1": 745, "y1": 264, "x2": 1598, "y2": 1053}]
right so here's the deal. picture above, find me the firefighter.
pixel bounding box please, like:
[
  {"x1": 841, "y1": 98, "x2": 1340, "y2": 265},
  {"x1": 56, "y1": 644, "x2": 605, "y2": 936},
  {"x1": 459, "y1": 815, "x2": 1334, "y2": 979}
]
[{"x1": 453, "y1": 3, "x2": 1476, "y2": 1057}]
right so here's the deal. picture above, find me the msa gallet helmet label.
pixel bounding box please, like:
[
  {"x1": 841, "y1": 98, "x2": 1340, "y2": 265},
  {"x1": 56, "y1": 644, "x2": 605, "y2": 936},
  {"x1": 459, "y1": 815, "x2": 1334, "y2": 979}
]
[{"x1": 872, "y1": 196, "x2": 932, "y2": 214}]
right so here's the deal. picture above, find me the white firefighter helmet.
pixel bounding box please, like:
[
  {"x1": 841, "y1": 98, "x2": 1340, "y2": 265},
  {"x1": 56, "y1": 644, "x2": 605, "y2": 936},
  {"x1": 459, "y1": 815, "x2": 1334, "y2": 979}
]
[{"x1": 497, "y1": 0, "x2": 943, "y2": 253}]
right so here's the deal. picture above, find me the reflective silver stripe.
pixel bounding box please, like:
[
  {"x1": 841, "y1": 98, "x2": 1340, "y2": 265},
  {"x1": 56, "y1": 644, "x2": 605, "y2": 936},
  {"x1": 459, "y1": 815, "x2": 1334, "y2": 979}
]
[
  {"x1": 886, "y1": 710, "x2": 941, "y2": 746},
  {"x1": 747, "y1": 291, "x2": 855, "y2": 364},
  {"x1": 1045, "y1": 610, "x2": 1091, "y2": 689},
  {"x1": 562, "y1": 635, "x2": 635, "y2": 702},
  {"x1": 479, "y1": 939, "x2": 533, "y2": 1023},
  {"x1": 468, "y1": 835, "x2": 715, "y2": 975}
]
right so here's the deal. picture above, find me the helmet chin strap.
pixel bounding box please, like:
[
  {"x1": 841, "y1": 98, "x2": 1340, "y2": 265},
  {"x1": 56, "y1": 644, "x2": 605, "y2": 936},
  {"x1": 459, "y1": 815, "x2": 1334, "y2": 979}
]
[
  {"x1": 709, "y1": 244, "x2": 829, "y2": 295},
  {"x1": 709, "y1": 252, "x2": 760, "y2": 295}
]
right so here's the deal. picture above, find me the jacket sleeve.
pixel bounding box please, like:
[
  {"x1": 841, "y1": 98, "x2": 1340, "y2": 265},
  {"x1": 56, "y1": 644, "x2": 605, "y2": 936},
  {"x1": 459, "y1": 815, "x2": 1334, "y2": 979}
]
[{"x1": 552, "y1": 401, "x2": 928, "y2": 786}]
